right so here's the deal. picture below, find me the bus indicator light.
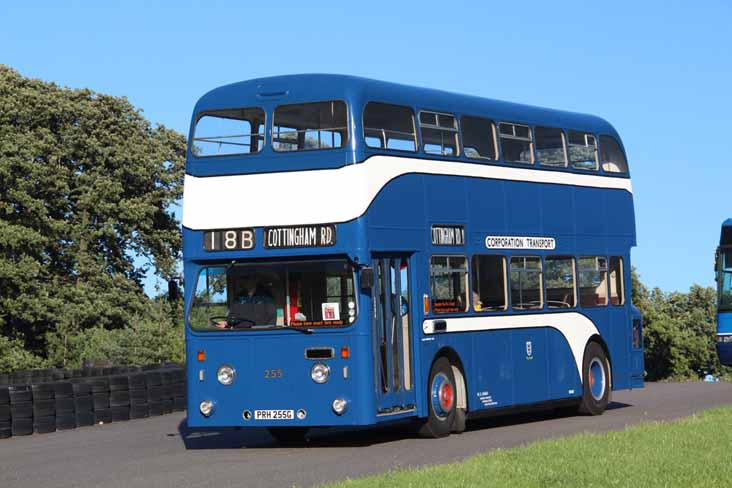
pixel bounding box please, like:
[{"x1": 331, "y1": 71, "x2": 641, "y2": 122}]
[
  {"x1": 340, "y1": 347, "x2": 350, "y2": 359},
  {"x1": 423, "y1": 294, "x2": 430, "y2": 314},
  {"x1": 197, "y1": 350, "x2": 206, "y2": 362}
]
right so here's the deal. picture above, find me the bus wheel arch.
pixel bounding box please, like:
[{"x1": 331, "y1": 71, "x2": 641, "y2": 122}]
[
  {"x1": 587, "y1": 334, "x2": 613, "y2": 391},
  {"x1": 435, "y1": 348, "x2": 468, "y2": 434}
]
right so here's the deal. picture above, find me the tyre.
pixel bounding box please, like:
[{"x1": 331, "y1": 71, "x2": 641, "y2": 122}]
[
  {"x1": 111, "y1": 406, "x2": 130, "y2": 422},
  {"x1": 144, "y1": 371, "x2": 162, "y2": 388},
  {"x1": 110, "y1": 391, "x2": 130, "y2": 407},
  {"x1": 94, "y1": 409, "x2": 112, "y2": 424},
  {"x1": 9, "y1": 385, "x2": 32, "y2": 403},
  {"x1": 72, "y1": 382, "x2": 91, "y2": 396},
  {"x1": 0, "y1": 374, "x2": 9, "y2": 386},
  {"x1": 173, "y1": 397, "x2": 186, "y2": 412},
  {"x1": 418, "y1": 357, "x2": 457, "y2": 438},
  {"x1": 87, "y1": 377, "x2": 109, "y2": 394},
  {"x1": 128, "y1": 373, "x2": 146, "y2": 390},
  {"x1": 129, "y1": 388, "x2": 147, "y2": 406},
  {"x1": 76, "y1": 411, "x2": 95, "y2": 427},
  {"x1": 56, "y1": 414, "x2": 77, "y2": 430},
  {"x1": 53, "y1": 381, "x2": 74, "y2": 398},
  {"x1": 74, "y1": 396, "x2": 93, "y2": 412},
  {"x1": 267, "y1": 427, "x2": 309, "y2": 445},
  {"x1": 33, "y1": 399, "x2": 55, "y2": 417},
  {"x1": 0, "y1": 404, "x2": 10, "y2": 421},
  {"x1": 92, "y1": 393, "x2": 109, "y2": 410},
  {"x1": 34, "y1": 416, "x2": 56, "y2": 434},
  {"x1": 161, "y1": 398, "x2": 173, "y2": 414},
  {"x1": 130, "y1": 405, "x2": 149, "y2": 419},
  {"x1": 578, "y1": 341, "x2": 611, "y2": 416},
  {"x1": 10, "y1": 401, "x2": 33, "y2": 419},
  {"x1": 0, "y1": 386, "x2": 9, "y2": 404},
  {"x1": 56, "y1": 396, "x2": 75, "y2": 414},
  {"x1": 148, "y1": 402, "x2": 163, "y2": 417},
  {"x1": 0, "y1": 427, "x2": 10, "y2": 439},
  {"x1": 109, "y1": 375, "x2": 129, "y2": 392},
  {"x1": 31, "y1": 383, "x2": 55, "y2": 401},
  {"x1": 147, "y1": 386, "x2": 163, "y2": 403},
  {"x1": 12, "y1": 418, "x2": 33, "y2": 436},
  {"x1": 171, "y1": 383, "x2": 186, "y2": 397}
]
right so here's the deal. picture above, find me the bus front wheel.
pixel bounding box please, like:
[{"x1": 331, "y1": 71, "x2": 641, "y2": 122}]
[
  {"x1": 418, "y1": 357, "x2": 457, "y2": 438},
  {"x1": 578, "y1": 341, "x2": 610, "y2": 415}
]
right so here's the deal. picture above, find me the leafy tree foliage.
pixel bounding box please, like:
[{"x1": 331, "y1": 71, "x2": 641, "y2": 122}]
[
  {"x1": 632, "y1": 268, "x2": 731, "y2": 380},
  {"x1": 0, "y1": 65, "x2": 185, "y2": 366}
]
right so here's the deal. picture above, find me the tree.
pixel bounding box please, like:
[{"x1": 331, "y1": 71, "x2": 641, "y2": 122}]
[{"x1": 0, "y1": 65, "x2": 185, "y2": 365}]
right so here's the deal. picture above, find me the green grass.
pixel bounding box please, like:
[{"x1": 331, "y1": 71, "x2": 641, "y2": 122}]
[{"x1": 325, "y1": 407, "x2": 732, "y2": 488}]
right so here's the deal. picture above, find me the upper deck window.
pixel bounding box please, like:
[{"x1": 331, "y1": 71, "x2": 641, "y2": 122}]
[
  {"x1": 535, "y1": 126, "x2": 567, "y2": 167},
  {"x1": 192, "y1": 107, "x2": 265, "y2": 157},
  {"x1": 499, "y1": 122, "x2": 533, "y2": 164},
  {"x1": 600, "y1": 135, "x2": 629, "y2": 173},
  {"x1": 272, "y1": 101, "x2": 347, "y2": 152},
  {"x1": 363, "y1": 102, "x2": 417, "y2": 152},
  {"x1": 461, "y1": 116, "x2": 497, "y2": 160},
  {"x1": 568, "y1": 131, "x2": 598, "y2": 171},
  {"x1": 419, "y1": 111, "x2": 459, "y2": 156}
]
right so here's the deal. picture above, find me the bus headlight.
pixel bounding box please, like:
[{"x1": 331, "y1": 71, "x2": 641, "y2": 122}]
[
  {"x1": 217, "y1": 365, "x2": 235, "y2": 386},
  {"x1": 311, "y1": 363, "x2": 330, "y2": 384},
  {"x1": 332, "y1": 397, "x2": 348, "y2": 415},
  {"x1": 199, "y1": 400, "x2": 215, "y2": 417}
]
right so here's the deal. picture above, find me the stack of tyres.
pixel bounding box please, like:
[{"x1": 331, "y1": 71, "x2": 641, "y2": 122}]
[
  {"x1": 31, "y1": 383, "x2": 55, "y2": 434},
  {"x1": 0, "y1": 386, "x2": 10, "y2": 438},
  {"x1": 73, "y1": 381, "x2": 94, "y2": 427},
  {"x1": 128, "y1": 372, "x2": 148, "y2": 419},
  {"x1": 0, "y1": 373, "x2": 9, "y2": 385},
  {"x1": 171, "y1": 368, "x2": 186, "y2": 412},
  {"x1": 9, "y1": 385, "x2": 33, "y2": 436},
  {"x1": 54, "y1": 382, "x2": 76, "y2": 430},
  {"x1": 109, "y1": 375, "x2": 130, "y2": 422},
  {"x1": 160, "y1": 370, "x2": 174, "y2": 414},
  {"x1": 145, "y1": 371, "x2": 163, "y2": 417},
  {"x1": 11, "y1": 371, "x2": 31, "y2": 386},
  {"x1": 88, "y1": 377, "x2": 111, "y2": 424}
]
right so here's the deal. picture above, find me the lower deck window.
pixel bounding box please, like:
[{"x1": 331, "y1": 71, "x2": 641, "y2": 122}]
[
  {"x1": 430, "y1": 256, "x2": 469, "y2": 314},
  {"x1": 471, "y1": 255, "x2": 507, "y2": 312},
  {"x1": 510, "y1": 256, "x2": 543, "y2": 310},
  {"x1": 578, "y1": 257, "x2": 608, "y2": 307}
]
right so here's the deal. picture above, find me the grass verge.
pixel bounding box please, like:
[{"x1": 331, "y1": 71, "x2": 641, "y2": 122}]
[{"x1": 325, "y1": 406, "x2": 732, "y2": 488}]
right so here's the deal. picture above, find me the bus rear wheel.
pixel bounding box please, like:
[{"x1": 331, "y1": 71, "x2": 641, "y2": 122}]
[
  {"x1": 267, "y1": 427, "x2": 309, "y2": 445},
  {"x1": 418, "y1": 357, "x2": 457, "y2": 438},
  {"x1": 578, "y1": 341, "x2": 610, "y2": 415}
]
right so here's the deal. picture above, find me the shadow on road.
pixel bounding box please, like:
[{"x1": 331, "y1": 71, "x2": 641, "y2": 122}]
[{"x1": 176, "y1": 401, "x2": 633, "y2": 450}]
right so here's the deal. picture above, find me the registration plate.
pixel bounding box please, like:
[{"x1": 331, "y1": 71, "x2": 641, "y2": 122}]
[{"x1": 254, "y1": 409, "x2": 294, "y2": 420}]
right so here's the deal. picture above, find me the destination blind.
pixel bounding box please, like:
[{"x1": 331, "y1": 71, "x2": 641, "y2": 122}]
[{"x1": 264, "y1": 224, "x2": 336, "y2": 249}]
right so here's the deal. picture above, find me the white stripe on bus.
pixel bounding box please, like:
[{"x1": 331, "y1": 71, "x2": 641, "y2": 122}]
[
  {"x1": 182, "y1": 155, "x2": 633, "y2": 230},
  {"x1": 421, "y1": 312, "x2": 600, "y2": 382}
]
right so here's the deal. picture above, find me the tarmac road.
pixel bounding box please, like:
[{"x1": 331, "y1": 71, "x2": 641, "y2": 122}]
[{"x1": 1, "y1": 381, "x2": 731, "y2": 488}]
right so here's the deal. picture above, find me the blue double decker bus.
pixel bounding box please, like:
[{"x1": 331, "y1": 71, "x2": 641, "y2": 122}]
[
  {"x1": 182, "y1": 75, "x2": 644, "y2": 441},
  {"x1": 716, "y1": 219, "x2": 732, "y2": 365}
]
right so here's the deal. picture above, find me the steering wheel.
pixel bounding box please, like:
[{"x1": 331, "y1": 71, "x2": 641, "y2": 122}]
[{"x1": 209, "y1": 315, "x2": 256, "y2": 329}]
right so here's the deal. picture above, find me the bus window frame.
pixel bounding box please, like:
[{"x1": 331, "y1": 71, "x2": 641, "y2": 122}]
[
  {"x1": 417, "y1": 109, "x2": 461, "y2": 157},
  {"x1": 567, "y1": 130, "x2": 599, "y2": 172},
  {"x1": 498, "y1": 121, "x2": 534, "y2": 165},
  {"x1": 362, "y1": 101, "x2": 419, "y2": 154},
  {"x1": 429, "y1": 254, "x2": 470, "y2": 315},
  {"x1": 191, "y1": 107, "x2": 267, "y2": 159},
  {"x1": 534, "y1": 126, "x2": 568, "y2": 168},
  {"x1": 461, "y1": 114, "x2": 498, "y2": 161},
  {"x1": 271, "y1": 99, "x2": 350, "y2": 153}
]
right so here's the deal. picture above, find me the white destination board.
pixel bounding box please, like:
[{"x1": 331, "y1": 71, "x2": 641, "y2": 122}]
[{"x1": 485, "y1": 236, "x2": 556, "y2": 250}]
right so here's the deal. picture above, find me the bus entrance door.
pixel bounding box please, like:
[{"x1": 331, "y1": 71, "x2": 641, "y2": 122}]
[{"x1": 372, "y1": 256, "x2": 416, "y2": 416}]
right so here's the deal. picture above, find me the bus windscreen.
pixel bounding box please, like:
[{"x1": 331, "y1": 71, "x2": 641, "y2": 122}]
[{"x1": 189, "y1": 259, "x2": 357, "y2": 330}]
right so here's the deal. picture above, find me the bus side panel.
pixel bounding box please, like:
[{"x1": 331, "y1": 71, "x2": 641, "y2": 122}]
[
  {"x1": 469, "y1": 330, "x2": 513, "y2": 411},
  {"x1": 547, "y1": 327, "x2": 583, "y2": 400},
  {"x1": 718, "y1": 312, "x2": 732, "y2": 366}
]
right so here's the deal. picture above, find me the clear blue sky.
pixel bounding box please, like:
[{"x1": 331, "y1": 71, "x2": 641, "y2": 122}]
[{"x1": 2, "y1": 1, "x2": 730, "y2": 294}]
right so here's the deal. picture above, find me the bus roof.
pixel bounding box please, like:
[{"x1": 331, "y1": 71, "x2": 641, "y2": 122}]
[{"x1": 194, "y1": 74, "x2": 621, "y2": 139}]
